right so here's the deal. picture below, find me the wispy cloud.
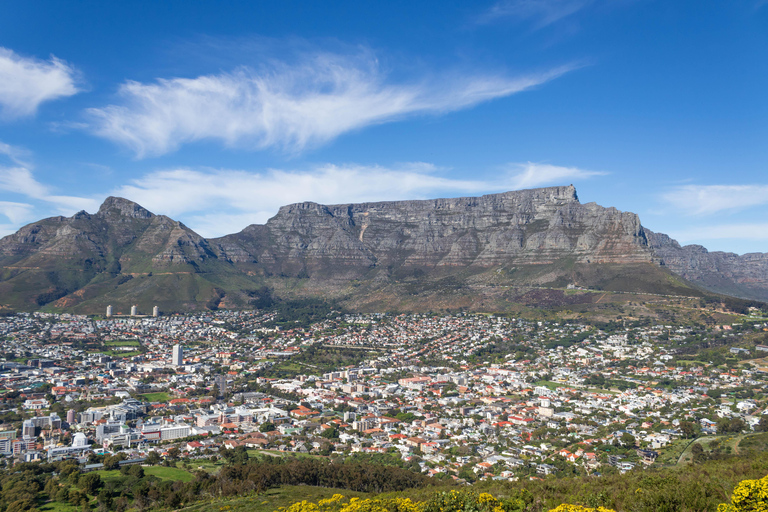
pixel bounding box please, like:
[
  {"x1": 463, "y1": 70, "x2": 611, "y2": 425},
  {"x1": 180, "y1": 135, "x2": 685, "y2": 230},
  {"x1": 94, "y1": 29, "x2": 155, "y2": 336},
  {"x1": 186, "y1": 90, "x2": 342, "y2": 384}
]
[
  {"x1": 110, "y1": 163, "x2": 493, "y2": 235},
  {"x1": 0, "y1": 201, "x2": 34, "y2": 224},
  {"x1": 477, "y1": 0, "x2": 594, "y2": 27},
  {"x1": 86, "y1": 51, "x2": 578, "y2": 157},
  {"x1": 107, "y1": 161, "x2": 604, "y2": 237},
  {"x1": 661, "y1": 184, "x2": 768, "y2": 215},
  {"x1": 0, "y1": 141, "x2": 98, "y2": 220},
  {"x1": 508, "y1": 162, "x2": 605, "y2": 189},
  {"x1": 0, "y1": 47, "x2": 81, "y2": 120}
]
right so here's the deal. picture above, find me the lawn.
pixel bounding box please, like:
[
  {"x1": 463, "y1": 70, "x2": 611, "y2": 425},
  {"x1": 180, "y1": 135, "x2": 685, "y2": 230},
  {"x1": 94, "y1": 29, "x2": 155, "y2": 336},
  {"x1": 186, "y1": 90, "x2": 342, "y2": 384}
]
[
  {"x1": 189, "y1": 459, "x2": 226, "y2": 474},
  {"x1": 140, "y1": 392, "x2": 171, "y2": 402},
  {"x1": 145, "y1": 466, "x2": 195, "y2": 482},
  {"x1": 533, "y1": 380, "x2": 563, "y2": 391},
  {"x1": 94, "y1": 469, "x2": 124, "y2": 482},
  {"x1": 104, "y1": 340, "x2": 140, "y2": 347}
]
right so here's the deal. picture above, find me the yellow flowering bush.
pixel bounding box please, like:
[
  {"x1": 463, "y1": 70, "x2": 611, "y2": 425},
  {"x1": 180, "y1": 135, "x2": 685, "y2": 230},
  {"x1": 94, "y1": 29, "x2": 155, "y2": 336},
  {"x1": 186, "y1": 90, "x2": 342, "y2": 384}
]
[
  {"x1": 278, "y1": 490, "x2": 532, "y2": 512},
  {"x1": 279, "y1": 494, "x2": 420, "y2": 512},
  {"x1": 547, "y1": 505, "x2": 617, "y2": 512},
  {"x1": 718, "y1": 475, "x2": 768, "y2": 512}
]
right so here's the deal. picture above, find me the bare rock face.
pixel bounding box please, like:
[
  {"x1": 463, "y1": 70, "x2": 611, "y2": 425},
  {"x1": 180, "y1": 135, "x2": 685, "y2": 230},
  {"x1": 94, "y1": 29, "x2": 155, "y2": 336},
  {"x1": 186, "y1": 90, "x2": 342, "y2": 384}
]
[
  {"x1": 646, "y1": 230, "x2": 768, "y2": 301},
  {"x1": 0, "y1": 186, "x2": 766, "y2": 312},
  {"x1": 216, "y1": 185, "x2": 655, "y2": 279}
]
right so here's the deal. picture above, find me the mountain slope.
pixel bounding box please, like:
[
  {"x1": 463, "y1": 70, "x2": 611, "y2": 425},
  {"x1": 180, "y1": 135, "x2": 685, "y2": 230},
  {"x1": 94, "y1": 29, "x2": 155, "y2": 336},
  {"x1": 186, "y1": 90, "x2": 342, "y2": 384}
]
[
  {"x1": 646, "y1": 229, "x2": 768, "y2": 301},
  {"x1": 0, "y1": 197, "x2": 259, "y2": 312},
  {"x1": 0, "y1": 187, "x2": 764, "y2": 313}
]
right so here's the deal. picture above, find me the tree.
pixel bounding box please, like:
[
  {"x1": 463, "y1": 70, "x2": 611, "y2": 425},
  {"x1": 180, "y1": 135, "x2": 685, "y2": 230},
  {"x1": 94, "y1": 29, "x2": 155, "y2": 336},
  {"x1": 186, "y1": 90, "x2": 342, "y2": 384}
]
[
  {"x1": 145, "y1": 451, "x2": 161, "y2": 465},
  {"x1": 679, "y1": 421, "x2": 698, "y2": 439},
  {"x1": 619, "y1": 432, "x2": 636, "y2": 447},
  {"x1": 78, "y1": 473, "x2": 102, "y2": 495},
  {"x1": 102, "y1": 455, "x2": 120, "y2": 471},
  {"x1": 691, "y1": 443, "x2": 706, "y2": 463},
  {"x1": 717, "y1": 417, "x2": 746, "y2": 435},
  {"x1": 259, "y1": 421, "x2": 276, "y2": 432},
  {"x1": 320, "y1": 427, "x2": 339, "y2": 439}
]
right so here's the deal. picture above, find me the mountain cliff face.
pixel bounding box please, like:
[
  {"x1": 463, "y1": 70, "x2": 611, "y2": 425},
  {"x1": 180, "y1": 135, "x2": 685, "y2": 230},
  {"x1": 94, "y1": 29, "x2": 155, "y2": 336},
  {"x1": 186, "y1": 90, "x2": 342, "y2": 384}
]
[
  {"x1": 0, "y1": 187, "x2": 765, "y2": 313},
  {"x1": 646, "y1": 230, "x2": 768, "y2": 301},
  {"x1": 213, "y1": 185, "x2": 655, "y2": 279}
]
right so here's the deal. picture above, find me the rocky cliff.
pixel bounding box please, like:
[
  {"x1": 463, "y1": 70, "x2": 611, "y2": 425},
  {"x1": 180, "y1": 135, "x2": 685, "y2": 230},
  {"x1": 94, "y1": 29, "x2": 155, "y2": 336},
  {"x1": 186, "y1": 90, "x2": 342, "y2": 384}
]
[
  {"x1": 213, "y1": 185, "x2": 656, "y2": 279},
  {"x1": 0, "y1": 187, "x2": 765, "y2": 313},
  {"x1": 646, "y1": 230, "x2": 768, "y2": 301}
]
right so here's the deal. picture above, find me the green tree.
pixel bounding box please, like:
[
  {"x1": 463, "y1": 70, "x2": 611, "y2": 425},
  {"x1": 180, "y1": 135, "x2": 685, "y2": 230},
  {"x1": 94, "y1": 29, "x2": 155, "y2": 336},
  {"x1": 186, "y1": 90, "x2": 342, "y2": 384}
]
[
  {"x1": 620, "y1": 432, "x2": 636, "y2": 447},
  {"x1": 78, "y1": 473, "x2": 102, "y2": 495}
]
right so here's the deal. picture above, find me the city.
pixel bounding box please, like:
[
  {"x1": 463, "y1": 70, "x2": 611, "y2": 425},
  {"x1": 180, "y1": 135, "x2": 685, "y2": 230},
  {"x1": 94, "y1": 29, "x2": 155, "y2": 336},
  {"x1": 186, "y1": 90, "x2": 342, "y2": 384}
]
[{"x1": 2, "y1": 306, "x2": 767, "y2": 482}]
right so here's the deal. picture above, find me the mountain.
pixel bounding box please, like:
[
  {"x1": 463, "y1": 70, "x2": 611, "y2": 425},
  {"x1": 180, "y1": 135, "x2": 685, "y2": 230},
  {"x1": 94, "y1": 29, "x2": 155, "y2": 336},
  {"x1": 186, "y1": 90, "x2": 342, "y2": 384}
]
[
  {"x1": 0, "y1": 187, "x2": 765, "y2": 314},
  {"x1": 646, "y1": 230, "x2": 768, "y2": 302},
  {"x1": 0, "y1": 197, "x2": 258, "y2": 313}
]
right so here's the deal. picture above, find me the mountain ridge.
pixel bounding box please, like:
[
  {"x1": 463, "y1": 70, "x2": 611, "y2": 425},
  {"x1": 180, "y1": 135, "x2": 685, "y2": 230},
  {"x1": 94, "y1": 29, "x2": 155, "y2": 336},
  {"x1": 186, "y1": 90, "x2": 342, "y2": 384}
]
[{"x1": 0, "y1": 186, "x2": 765, "y2": 313}]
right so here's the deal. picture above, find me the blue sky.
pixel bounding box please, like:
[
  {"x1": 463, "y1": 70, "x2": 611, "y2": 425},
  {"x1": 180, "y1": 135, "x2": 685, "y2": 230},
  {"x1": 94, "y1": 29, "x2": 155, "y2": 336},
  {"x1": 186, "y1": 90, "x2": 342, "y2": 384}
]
[{"x1": 0, "y1": 1, "x2": 767, "y2": 253}]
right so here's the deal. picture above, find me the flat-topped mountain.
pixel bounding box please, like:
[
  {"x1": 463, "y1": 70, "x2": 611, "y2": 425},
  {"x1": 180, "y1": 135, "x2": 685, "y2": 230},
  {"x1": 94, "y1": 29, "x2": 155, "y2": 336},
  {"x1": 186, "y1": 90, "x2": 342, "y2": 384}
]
[
  {"x1": 212, "y1": 185, "x2": 654, "y2": 277},
  {"x1": 0, "y1": 186, "x2": 765, "y2": 313}
]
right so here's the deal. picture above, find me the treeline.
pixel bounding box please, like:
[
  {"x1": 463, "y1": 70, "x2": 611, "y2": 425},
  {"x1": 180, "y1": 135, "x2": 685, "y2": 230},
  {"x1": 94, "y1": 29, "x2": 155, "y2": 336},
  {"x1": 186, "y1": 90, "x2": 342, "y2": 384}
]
[
  {"x1": 207, "y1": 456, "x2": 433, "y2": 495},
  {"x1": 0, "y1": 455, "x2": 434, "y2": 512},
  {"x1": 248, "y1": 293, "x2": 343, "y2": 329},
  {"x1": 702, "y1": 295, "x2": 767, "y2": 315}
]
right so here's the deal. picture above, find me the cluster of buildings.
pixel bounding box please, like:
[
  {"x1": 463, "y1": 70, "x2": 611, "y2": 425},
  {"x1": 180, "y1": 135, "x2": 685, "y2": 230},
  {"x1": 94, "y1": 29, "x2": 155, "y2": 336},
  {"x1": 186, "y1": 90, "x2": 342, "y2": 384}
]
[{"x1": 0, "y1": 309, "x2": 766, "y2": 479}]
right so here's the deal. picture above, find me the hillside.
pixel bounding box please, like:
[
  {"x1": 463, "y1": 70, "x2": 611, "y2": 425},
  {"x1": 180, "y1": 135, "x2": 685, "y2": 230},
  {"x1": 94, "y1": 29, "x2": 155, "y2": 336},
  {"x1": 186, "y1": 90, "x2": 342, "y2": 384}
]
[{"x1": 0, "y1": 187, "x2": 765, "y2": 314}]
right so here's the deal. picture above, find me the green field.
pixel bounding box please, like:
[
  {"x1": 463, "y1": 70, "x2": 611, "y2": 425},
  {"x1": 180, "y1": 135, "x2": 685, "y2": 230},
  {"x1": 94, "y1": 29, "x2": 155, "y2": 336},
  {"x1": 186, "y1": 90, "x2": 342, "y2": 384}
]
[
  {"x1": 104, "y1": 340, "x2": 140, "y2": 347},
  {"x1": 145, "y1": 465, "x2": 195, "y2": 482},
  {"x1": 140, "y1": 392, "x2": 171, "y2": 402},
  {"x1": 533, "y1": 380, "x2": 563, "y2": 391}
]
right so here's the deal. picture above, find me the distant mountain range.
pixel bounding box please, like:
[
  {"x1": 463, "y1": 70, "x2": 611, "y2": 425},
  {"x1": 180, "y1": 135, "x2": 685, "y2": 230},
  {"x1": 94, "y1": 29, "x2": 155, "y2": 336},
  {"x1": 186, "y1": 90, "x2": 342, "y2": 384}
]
[{"x1": 0, "y1": 186, "x2": 765, "y2": 314}]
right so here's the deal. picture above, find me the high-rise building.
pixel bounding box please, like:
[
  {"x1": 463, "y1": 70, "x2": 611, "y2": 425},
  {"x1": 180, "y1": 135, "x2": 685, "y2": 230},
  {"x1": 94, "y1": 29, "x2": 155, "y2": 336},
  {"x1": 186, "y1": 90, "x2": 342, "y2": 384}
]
[
  {"x1": 106, "y1": 305, "x2": 113, "y2": 317},
  {"x1": 172, "y1": 344, "x2": 183, "y2": 366},
  {"x1": 130, "y1": 305, "x2": 138, "y2": 316},
  {"x1": 152, "y1": 305, "x2": 159, "y2": 317},
  {"x1": 66, "y1": 409, "x2": 76, "y2": 424},
  {"x1": 214, "y1": 375, "x2": 227, "y2": 397}
]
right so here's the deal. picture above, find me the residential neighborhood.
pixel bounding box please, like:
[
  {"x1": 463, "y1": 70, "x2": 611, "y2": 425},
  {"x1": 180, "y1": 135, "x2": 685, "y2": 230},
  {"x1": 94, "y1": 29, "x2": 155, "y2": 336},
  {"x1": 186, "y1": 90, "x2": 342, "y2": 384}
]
[{"x1": 1, "y1": 309, "x2": 767, "y2": 481}]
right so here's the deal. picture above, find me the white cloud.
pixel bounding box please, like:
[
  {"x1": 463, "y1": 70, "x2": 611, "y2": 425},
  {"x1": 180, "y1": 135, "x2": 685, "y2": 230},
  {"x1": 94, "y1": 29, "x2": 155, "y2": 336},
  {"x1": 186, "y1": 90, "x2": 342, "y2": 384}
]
[
  {"x1": 110, "y1": 163, "x2": 498, "y2": 235},
  {"x1": 0, "y1": 141, "x2": 98, "y2": 220},
  {"x1": 673, "y1": 223, "x2": 768, "y2": 243},
  {"x1": 507, "y1": 162, "x2": 605, "y2": 189},
  {"x1": 477, "y1": 0, "x2": 594, "y2": 27},
  {"x1": 0, "y1": 47, "x2": 81, "y2": 119},
  {"x1": 0, "y1": 201, "x2": 34, "y2": 224},
  {"x1": 108, "y1": 161, "x2": 606, "y2": 237},
  {"x1": 661, "y1": 184, "x2": 768, "y2": 215},
  {"x1": 86, "y1": 51, "x2": 577, "y2": 157}
]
